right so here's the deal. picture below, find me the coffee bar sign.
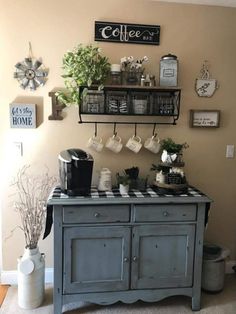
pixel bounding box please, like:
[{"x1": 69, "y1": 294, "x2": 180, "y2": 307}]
[
  {"x1": 95, "y1": 21, "x2": 160, "y2": 45},
  {"x1": 10, "y1": 103, "x2": 37, "y2": 128}
]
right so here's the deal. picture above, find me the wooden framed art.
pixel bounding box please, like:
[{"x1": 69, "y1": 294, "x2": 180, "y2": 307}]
[{"x1": 190, "y1": 110, "x2": 220, "y2": 128}]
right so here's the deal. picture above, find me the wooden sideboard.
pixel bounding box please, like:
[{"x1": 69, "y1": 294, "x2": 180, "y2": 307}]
[{"x1": 47, "y1": 186, "x2": 211, "y2": 313}]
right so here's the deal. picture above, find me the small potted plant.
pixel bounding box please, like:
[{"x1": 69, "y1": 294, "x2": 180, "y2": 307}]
[
  {"x1": 160, "y1": 138, "x2": 188, "y2": 164},
  {"x1": 57, "y1": 44, "x2": 111, "y2": 106},
  {"x1": 125, "y1": 166, "x2": 148, "y2": 190},
  {"x1": 116, "y1": 172, "x2": 131, "y2": 194}
]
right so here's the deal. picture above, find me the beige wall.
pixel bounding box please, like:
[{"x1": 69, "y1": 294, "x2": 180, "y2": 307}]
[{"x1": 0, "y1": 0, "x2": 236, "y2": 270}]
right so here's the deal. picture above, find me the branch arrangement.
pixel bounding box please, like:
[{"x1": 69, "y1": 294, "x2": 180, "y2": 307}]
[{"x1": 12, "y1": 165, "x2": 57, "y2": 249}]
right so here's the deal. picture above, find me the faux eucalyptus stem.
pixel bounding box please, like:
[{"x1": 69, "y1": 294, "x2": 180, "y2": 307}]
[{"x1": 12, "y1": 165, "x2": 57, "y2": 249}]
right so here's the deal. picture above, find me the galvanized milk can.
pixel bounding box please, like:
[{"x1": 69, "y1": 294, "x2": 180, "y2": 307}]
[{"x1": 17, "y1": 247, "x2": 45, "y2": 309}]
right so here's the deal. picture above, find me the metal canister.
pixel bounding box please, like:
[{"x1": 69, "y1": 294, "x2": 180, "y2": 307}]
[{"x1": 159, "y1": 53, "x2": 178, "y2": 87}]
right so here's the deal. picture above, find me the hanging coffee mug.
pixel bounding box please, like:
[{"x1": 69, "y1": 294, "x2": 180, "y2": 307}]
[
  {"x1": 126, "y1": 135, "x2": 142, "y2": 153},
  {"x1": 144, "y1": 134, "x2": 161, "y2": 154},
  {"x1": 105, "y1": 134, "x2": 123, "y2": 153},
  {"x1": 87, "y1": 135, "x2": 104, "y2": 152}
]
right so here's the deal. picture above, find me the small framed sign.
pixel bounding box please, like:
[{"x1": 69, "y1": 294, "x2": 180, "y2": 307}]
[
  {"x1": 10, "y1": 103, "x2": 37, "y2": 128},
  {"x1": 95, "y1": 21, "x2": 160, "y2": 45},
  {"x1": 190, "y1": 110, "x2": 220, "y2": 128}
]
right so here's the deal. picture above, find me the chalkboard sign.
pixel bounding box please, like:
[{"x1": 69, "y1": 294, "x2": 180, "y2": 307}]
[
  {"x1": 10, "y1": 103, "x2": 37, "y2": 128},
  {"x1": 95, "y1": 21, "x2": 160, "y2": 45}
]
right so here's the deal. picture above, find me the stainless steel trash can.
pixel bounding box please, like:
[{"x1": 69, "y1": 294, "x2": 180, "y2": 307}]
[{"x1": 201, "y1": 243, "x2": 230, "y2": 293}]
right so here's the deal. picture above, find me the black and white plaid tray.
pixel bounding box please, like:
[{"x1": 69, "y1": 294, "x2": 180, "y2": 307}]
[{"x1": 48, "y1": 185, "x2": 207, "y2": 200}]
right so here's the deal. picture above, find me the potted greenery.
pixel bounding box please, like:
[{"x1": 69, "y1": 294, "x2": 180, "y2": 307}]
[
  {"x1": 160, "y1": 138, "x2": 188, "y2": 164},
  {"x1": 116, "y1": 172, "x2": 131, "y2": 194},
  {"x1": 57, "y1": 44, "x2": 111, "y2": 106},
  {"x1": 160, "y1": 138, "x2": 188, "y2": 154}
]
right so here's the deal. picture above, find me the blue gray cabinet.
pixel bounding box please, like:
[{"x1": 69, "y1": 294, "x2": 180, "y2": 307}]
[{"x1": 48, "y1": 187, "x2": 211, "y2": 313}]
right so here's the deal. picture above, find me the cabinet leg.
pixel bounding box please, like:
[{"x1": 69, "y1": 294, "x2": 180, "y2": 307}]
[
  {"x1": 192, "y1": 296, "x2": 201, "y2": 311},
  {"x1": 53, "y1": 289, "x2": 62, "y2": 314}
]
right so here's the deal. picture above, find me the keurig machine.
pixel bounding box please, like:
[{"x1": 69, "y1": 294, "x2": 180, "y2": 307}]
[{"x1": 58, "y1": 148, "x2": 93, "y2": 196}]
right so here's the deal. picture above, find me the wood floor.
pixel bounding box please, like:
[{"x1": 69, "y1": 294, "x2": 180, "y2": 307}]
[{"x1": 0, "y1": 285, "x2": 10, "y2": 307}]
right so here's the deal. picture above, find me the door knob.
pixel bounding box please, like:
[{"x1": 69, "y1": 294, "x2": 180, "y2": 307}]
[
  {"x1": 132, "y1": 256, "x2": 138, "y2": 262},
  {"x1": 123, "y1": 257, "x2": 129, "y2": 263},
  {"x1": 94, "y1": 212, "x2": 100, "y2": 218}
]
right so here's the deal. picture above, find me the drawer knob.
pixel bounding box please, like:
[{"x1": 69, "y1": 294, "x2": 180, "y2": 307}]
[
  {"x1": 94, "y1": 212, "x2": 100, "y2": 218},
  {"x1": 123, "y1": 257, "x2": 129, "y2": 263},
  {"x1": 163, "y1": 211, "x2": 169, "y2": 217},
  {"x1": 132, "y1": 256, "x2": 138, "y2": 262}
]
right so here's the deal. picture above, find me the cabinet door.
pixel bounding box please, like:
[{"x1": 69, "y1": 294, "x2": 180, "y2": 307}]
[
  {"x1": 131, "y1": 224, "x2": 195, "y2": 289},
  {"x1": 63, "y1": 226, "x2": 131, "y2": 293}
]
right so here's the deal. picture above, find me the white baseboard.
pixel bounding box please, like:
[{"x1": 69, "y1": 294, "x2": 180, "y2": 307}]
[
  {"x1": 1, "y1": 261, "x2": 235, "y2": 285},
  {"x1": 1, "y1": 268, "x2": 53, "y2": 285}
]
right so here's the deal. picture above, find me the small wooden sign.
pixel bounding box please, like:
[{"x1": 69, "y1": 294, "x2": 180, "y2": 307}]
[
  {"x1": 95, "y1": 21, "x2": 160, "y2": 45},
  {"x1": 9, "y1": 103, "x2": 37, "y2": 128},
  {"x1": 190, "y1": 110, "x2": 220, "y2": 128}
]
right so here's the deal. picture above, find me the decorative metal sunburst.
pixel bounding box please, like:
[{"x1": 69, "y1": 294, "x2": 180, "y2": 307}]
[{"x1": 13, "y1": 43, "x2": 48, "y2": 91}]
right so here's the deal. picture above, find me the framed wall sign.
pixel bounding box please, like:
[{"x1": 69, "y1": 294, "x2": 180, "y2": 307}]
[
  {"x1": 9, "y1": 103, "x2": 37, "y2": 128},
  {"x1": 95, "y1": 21, "x2": 160, "y2": 45},
  {"x1": 190, "y1": 110, "x2": 220, "y2": 128}
]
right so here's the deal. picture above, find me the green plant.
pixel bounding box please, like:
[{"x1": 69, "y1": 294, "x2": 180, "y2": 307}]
[
  {"x1": 116, "y1": 172, "x2": 131, "y2": 186},
  {"x1": 161, "y1": 138, "x2": 188, "y2": 154},
  {"x1": 57, "y1": 44, "x2": 110, "y2": 105}
]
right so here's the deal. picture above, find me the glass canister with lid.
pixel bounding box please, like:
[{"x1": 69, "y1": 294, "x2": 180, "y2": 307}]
[{"x1": 159, "y1": 53, "x2": 178, "y2": 87}]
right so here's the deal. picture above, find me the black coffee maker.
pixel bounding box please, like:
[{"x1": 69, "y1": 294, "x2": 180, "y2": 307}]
[{"x1": 59, "y1": 148, "x2": 93, "y2": 196}]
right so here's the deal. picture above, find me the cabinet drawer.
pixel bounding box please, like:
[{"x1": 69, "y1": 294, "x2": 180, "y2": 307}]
[
  {"x1": 134, "y1": 204, "x2": 196, "y2": 222},
  {"x1": 63, "y1": 205, "x2": 130, "y2": 223}
]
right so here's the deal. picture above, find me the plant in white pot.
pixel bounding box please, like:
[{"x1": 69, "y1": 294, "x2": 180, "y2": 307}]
[
  {"x1": 12, "y1": 165, "x2": 57, "y2": 309},
  {"x1": 56, "y1": 44, "x2": 111, "y2": 106},
  {"x1": 116, "y1": 172, "x2": 131, "y2": 194}
]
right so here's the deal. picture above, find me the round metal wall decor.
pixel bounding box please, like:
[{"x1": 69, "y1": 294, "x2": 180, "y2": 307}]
[{"x1": 13, "y1": 43, "x2": 48, "y2": 91}]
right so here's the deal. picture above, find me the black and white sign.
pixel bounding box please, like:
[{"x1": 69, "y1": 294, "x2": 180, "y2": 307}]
[
  {"x1": 95, "y1": 21, "x2": 160, "y2": 45},
  {"x1": 190, "y1": 110, "x2": 220, "y2": 128},
  {"x1": 10, "y1": 103, "x2": 37, "y2": 128}
]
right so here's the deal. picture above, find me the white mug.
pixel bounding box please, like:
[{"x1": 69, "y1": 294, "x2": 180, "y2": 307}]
[
  {"x1": 144, "y1": 135, "x2": 161, "y2": 154},
  {"x1": 105, "y1": 135, "x2": 123, "y2": 153},
  {"x1": 87, "y1": 136, "x2": 104, "y2": 152},
  {"x1": 126, "y1": 135, "x2": 142, "y2": 153}
]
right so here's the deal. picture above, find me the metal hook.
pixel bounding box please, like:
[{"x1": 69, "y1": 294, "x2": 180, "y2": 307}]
[
  {"x1": 152, "y1": 123, "x2": 157, "y2": 136},
  {"x1": 113, "y1": 122, "x2": 117, "y2": 136},
  {"x1": 134, "y1": 123, "x2": 137, "y2": 137},
  {"x1": 94, "y1": 122, "x2": 97, "y2": 137}
]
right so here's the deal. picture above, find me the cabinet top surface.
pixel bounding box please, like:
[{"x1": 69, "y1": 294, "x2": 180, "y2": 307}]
[{"x1": 47, "y1": 186, "x2": 212, "y2": 206}]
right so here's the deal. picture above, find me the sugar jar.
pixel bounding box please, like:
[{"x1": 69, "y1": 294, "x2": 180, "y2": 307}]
[{"x1": 98, "y1": 168, "x2": 112, "y2": 191}]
